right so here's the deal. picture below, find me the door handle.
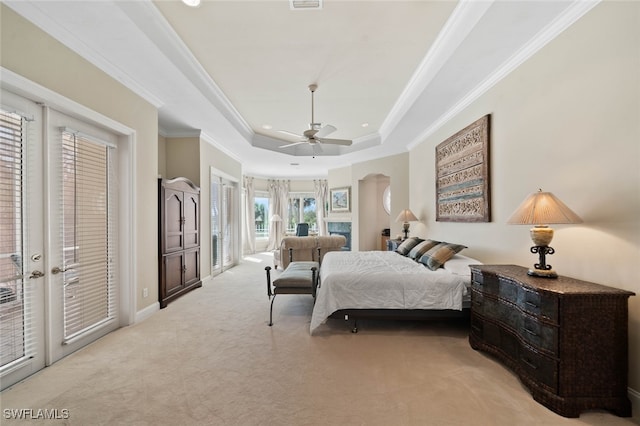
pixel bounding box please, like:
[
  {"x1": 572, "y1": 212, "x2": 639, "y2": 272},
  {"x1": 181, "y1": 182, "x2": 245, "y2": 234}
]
[
  {"x1": 51, "y1": 266, "x2": 70, "y2": 274},
  {"x1": 29, "y1": 270, "x2": 45, "y2": 279}
]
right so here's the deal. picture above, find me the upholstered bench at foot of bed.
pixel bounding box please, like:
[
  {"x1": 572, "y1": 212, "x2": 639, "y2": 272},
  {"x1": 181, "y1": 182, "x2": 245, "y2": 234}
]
[{"x1": 265, "y1": 261, "x2": 318, "y2": 326}]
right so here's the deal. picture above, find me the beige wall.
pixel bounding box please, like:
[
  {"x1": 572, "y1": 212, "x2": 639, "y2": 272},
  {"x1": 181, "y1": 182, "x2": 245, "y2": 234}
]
[
  {"x1": 165, "y1": 137, "x2": 201, "y2": 184},
  {"x1": 1, "y1": 5, "x2": 159, "y2": 313},
  {"x1": 329, "y1": 153, "x2": 409, "y2": 251},
  {"x1": 408, "y1": 1, "x2": 640, "y2": 406}
]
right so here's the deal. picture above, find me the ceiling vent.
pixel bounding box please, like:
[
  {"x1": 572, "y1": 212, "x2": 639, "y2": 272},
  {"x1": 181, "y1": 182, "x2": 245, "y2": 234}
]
[{"x1": 290, "y1": 0, "x2": 322, "y2": 10}]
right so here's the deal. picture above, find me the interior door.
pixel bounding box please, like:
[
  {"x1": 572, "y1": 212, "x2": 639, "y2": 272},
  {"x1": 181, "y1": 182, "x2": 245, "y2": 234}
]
[{"x1": 0, "y1": 93, "x2": 46, "y2": 390}]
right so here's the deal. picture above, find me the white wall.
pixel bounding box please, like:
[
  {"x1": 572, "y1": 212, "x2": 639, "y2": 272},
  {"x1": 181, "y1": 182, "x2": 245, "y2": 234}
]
[{"x1": 408, "y1": 1, "x2": 640, "y2": 412}]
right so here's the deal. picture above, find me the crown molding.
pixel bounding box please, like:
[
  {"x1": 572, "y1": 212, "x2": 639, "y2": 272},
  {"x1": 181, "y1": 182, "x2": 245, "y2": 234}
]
[
  {"x1": 4, "y1": 1, "x2": 165, "y2": 109},
  {"x1": 117, "y1": 1, "x2": 254, "y2": 142},
  {"x1": 379, "y1": 0, "x2": 494, "y2": 141},
  {"x1": 406, "y1": 0, "x2": 601, "y2": 150}
]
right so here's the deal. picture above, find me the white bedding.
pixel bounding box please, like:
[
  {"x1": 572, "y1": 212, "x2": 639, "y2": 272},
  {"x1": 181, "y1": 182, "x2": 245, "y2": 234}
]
[{"x1": 310, "y1": 251, "x2": 472, "y2": 333}]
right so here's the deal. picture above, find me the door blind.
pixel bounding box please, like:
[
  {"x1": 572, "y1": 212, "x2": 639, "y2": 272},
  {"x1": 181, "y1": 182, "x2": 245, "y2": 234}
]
[
  {"x1": 0, "y1": 109, "x2": 34, "y2": 368},
  {"x1": 59, "y1": 129, "x2": 116, "y2": 343}
]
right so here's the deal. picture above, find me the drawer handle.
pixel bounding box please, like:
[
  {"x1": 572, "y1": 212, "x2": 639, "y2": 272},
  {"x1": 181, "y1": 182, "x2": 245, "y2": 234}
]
[
  {"x1": 524, "y1": 327, "x2": 538, "y2": 337},
  {"x1": 525, "y1": 301, "x2": 539, "y2": 309},
  {"x1": 521, "y1": 357, "x2": 538, "y2": 370}
]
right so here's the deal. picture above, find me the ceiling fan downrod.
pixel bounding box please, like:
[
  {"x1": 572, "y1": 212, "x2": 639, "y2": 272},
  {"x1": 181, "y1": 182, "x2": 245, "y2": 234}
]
[{"x1": 309, "y1": 84, "x2": 320, "y2": 130}]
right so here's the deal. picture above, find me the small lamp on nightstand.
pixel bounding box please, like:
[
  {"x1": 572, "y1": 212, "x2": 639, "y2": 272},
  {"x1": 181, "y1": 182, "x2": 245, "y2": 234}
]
[
  {"x1": 507, "y1": 189, "x2": 582, "y2": 278},
  {"x1": 395, "y1": 209, "x2": 418, "y2": 240}
]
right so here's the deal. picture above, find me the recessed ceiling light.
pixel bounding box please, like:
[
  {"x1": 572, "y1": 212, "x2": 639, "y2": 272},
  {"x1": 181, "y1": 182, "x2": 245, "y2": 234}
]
[
  {"x1": 262, "y1": 124, "x2": 273, "y2": 130},
  {"x1": 182, "y1": 0, "x2": 201, "y2": 7},
  {"x1": 361, "y1": 122, "x2": 369, "y2": 128}
]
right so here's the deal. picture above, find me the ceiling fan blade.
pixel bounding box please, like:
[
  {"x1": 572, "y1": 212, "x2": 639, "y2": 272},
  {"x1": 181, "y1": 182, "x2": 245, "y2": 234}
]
[
  {"x1": 279, "y1": 141, "x2": 308, "y2": 148},
  {"x1": 313, "y1": 143, "x2": 323, "y2": 155},
  {"x1": 317, "y1": 137, "x2": 352, "y2": 146},
  {"x1": 277, "y1": 130, "x2": 304, "y2": 139},
  {"x1": 313, "y1": 124, "x2": 337, "y2": 139}
]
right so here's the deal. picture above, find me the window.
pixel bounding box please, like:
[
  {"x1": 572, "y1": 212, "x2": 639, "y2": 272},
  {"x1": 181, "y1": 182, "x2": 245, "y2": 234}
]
[
  {"x1": 254, "y1": 192, "x2": 269, "y2": 239},
  {"x1": 287, "y1": 193, "x2": 316, "y2": 233}
]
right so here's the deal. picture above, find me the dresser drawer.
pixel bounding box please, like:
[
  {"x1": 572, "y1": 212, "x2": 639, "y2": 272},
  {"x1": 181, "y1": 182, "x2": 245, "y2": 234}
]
[
  {"x1": 519, "y1": 344, "x2": 558, "y2": 393},
  {"x1": 471, "y1": 272, "x2": 499, "y2": 295},
  {"x1": 521, "y1": 315, "x2": 558, "y2": 356},
  {"x1": 517, "y1": 287, "x2": 558, "y2": 322}
]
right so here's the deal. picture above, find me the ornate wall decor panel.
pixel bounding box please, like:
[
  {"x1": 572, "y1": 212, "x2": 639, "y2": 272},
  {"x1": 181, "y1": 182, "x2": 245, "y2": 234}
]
[{"x1": 436, "y1": 115, "x2": 490, "y2": 222}]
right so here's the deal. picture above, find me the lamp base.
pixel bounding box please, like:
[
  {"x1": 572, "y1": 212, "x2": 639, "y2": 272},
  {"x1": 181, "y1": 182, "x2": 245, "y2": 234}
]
[
  {"x1": 527, "y1": 268, "x2": 558, "y2": 278},
  {"x1": 402, "y1": 222, "x2": 410, "y2": 240},
  {"x1": 529, "y1": 245, "x2": 558, "y2": 279}
]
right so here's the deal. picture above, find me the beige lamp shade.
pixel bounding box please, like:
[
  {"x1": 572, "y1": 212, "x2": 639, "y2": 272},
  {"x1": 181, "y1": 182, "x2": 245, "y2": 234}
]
[
  {"x1": 395, "y1": 209, "x2": 418, "y2": 223},
  {"x1": 507, "y1": 190, "x2": 582, "y2": 226},
  {"x1": 271, "y1": 214, "x2": 282, "y2": 222},
  {"x1": 508, "y1": 189, "x2": 582, "y2": 249}
]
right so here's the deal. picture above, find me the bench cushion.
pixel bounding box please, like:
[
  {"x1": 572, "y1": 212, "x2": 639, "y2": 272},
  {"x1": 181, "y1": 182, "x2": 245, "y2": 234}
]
[{"x1": 273, "y1": 261, "x2": 318, "y2": 288}]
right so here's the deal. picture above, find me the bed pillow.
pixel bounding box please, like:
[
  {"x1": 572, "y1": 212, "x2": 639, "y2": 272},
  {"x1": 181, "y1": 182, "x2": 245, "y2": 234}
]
[
  {"x1": 418, "y1": 242, "x2": 467, "y2": 271},
  {"x1": 443, "y1": 254, "x2": 482, "y2": 277},
  {"x1": 395, "y1": 237, "x2": 423, "y2": 256},
  {"x1": 408, "y1": 239, "x2": 441, "y2": 261}
]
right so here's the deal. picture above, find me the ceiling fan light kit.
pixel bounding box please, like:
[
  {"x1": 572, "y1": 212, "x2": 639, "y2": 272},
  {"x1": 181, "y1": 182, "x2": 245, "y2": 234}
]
[{"x1": 278, "y1": 84, "x2": 353, "y2": 151}]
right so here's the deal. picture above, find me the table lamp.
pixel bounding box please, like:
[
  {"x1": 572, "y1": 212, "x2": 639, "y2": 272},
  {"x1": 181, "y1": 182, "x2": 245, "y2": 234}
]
[
  {"x1": 507, "y1": 189, "x2": 582, "y2": 278},
  {"x1": 395, "y1": 209, "x2": 418, "y2": 240}
]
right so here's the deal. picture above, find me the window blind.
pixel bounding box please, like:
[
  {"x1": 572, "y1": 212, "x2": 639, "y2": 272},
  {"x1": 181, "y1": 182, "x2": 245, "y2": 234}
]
[
  {"x1": 0, "y1": 108, "x2": 35, "y2": 369},
  {"x1": 59, "y1": 129, "x2": 117, "y2": 343}
]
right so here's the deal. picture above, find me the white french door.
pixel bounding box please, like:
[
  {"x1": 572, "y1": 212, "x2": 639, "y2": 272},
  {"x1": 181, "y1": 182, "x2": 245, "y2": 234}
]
[
  {"x1": 0, "y1": 91, "x2": 45, "y2": 390},
  {"x1": 0, "y1": 90, "x2": 121, "y2": 390},
  {"x1": 211, "y1": 171, "x2": 238, "y2": 275},
  {"x1": 46, "y1": 110, "x2": 119, "y2": 363}
]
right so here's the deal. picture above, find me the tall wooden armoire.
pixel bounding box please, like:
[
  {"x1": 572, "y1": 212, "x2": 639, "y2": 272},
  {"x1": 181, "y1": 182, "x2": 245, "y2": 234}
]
[{"x1": 158, "y1": 177, "x2": 201, "y2": 308}]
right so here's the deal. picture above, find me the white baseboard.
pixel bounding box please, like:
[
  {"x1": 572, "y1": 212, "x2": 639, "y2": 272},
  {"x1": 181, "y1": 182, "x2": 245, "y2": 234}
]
[
  {"x1": 629, "y1": 387, "x2": 640, "y2": 422},
  {"x1": 135, "y1": 301, "x2": 160, "y2": 323},
  {"x1": 201, "y1": 275, "x2": 213, "y2": 285}
]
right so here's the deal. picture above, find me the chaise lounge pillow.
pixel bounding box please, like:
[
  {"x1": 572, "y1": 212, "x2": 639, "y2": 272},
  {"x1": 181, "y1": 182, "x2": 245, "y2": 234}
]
[
  {"x1": 395, "y1": 237, "x2": 423, "y2": 256},
  {"x1": 418, "y1": 242, "x2": 467, "y2": 271}
]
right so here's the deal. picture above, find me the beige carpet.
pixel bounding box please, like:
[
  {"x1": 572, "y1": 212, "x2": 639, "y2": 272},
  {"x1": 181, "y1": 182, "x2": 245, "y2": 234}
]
[{"x1": 1, "y1": 252, "x2": 636, "y2": 426}]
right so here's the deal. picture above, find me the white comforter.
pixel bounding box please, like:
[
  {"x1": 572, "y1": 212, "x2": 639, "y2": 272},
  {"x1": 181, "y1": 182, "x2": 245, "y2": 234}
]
[{"x1": 310, "y1": 251, "x2": 470, "y2": 333}]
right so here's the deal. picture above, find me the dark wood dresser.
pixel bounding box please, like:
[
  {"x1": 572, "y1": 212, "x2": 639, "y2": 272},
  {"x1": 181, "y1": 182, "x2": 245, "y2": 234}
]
[{"x1": 469, "y1": 264, "x2": 634, "y2": 418}]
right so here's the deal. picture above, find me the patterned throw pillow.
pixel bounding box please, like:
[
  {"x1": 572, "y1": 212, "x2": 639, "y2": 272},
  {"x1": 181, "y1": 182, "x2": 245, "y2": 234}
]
[
  {"x1": 418, "y1": 242, "x2": 467, "y2": 270},
  {"x1": 395, "y1": 237, "x2": 423, "y2": 256},
  {"x1": 408, "y1": 239, "x2": 441, "y2": 261}
]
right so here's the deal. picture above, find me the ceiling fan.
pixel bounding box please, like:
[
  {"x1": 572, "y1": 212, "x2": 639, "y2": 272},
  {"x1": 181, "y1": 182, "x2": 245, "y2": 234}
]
[{"x1": 277, "y1": 84, "x2": 353, "y2": 150}]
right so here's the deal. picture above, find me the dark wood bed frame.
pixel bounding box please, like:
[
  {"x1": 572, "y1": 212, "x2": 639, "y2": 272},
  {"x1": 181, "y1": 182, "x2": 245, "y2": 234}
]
[{"x1": 328, "y1": 306, "x2": 471, "y2": 333}]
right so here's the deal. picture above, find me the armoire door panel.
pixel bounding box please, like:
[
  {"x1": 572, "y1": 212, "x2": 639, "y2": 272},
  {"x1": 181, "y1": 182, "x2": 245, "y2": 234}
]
[{"x1": 164, "y1": 190, "x2": 184, "y2": 252}]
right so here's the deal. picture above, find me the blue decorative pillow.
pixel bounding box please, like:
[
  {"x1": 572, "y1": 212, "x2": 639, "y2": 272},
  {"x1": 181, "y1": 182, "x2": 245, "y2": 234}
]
[
  {"x1": 418, "y1": 242, "x2": 467, "y2": 270},
  {"x1": 395, "y1": 237, "x2": 423, "y2": 256}
]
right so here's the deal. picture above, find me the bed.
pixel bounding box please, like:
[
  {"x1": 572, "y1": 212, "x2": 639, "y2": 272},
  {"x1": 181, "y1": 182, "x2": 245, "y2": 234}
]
[{"x1": 310, "y1": 238, "x2": 480, "y2": 334}]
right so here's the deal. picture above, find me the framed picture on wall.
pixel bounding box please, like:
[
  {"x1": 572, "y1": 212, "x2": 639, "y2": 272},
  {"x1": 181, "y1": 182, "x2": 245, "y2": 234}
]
[
  {"x1": 330, "y1": 187, "x2": 351, "y2": 213},
  {"x1": 436, "y1": 114, "x2": 491, "y2": 222}
]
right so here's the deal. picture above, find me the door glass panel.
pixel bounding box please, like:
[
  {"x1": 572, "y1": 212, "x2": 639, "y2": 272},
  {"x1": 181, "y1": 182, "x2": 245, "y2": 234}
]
[
  {"x1": 60, "y1": 131, "x2": 115, "y2": 342},
  {"x1": 0, "y1": 109, "x2": 30, "y2": 368}
]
